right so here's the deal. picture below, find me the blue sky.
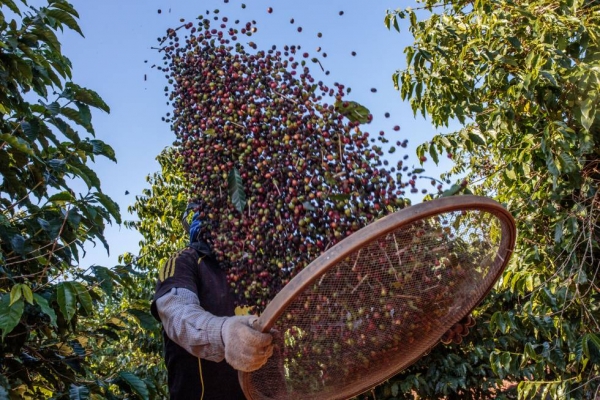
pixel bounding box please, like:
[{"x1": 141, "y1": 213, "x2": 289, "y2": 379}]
[{"x1": 47, "y1": 0, "x2": 450, "y2": 268}]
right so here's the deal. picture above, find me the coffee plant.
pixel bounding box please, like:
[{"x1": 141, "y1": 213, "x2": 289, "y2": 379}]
[
  {"x1": 376, "y1": 0, "x2": 600, "y2": 398},
  {"x1": 0, "y1": 1, "x2": 157, "y2": 397}
]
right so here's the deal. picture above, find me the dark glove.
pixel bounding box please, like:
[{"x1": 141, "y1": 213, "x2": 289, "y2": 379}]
[{"x1": 221, "y1": 315, "x2": 273, "y2": 372}]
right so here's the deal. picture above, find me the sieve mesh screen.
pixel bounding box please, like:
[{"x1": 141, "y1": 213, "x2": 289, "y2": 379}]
[{"x1": 242, "y1": 207, "x2": 513, "y2": 400}]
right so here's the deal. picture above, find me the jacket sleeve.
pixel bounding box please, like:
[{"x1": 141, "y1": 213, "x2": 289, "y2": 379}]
[{"x1": 155, "y1": 287, "x2": 228, "y2": 362}]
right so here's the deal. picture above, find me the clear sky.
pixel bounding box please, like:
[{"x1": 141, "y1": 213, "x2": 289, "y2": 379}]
[{"x1": 44, "y1": 0, "x2": 450, "y2": 268}]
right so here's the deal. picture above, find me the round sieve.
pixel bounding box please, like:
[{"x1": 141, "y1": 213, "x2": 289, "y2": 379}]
[{"x1": 239, "y1": 195, "x2": 516, "y2": 400}]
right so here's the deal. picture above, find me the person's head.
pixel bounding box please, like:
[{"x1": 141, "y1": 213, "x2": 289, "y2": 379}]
[
  {"x1": 188, "y1": 211, "x2": 202, "y2": 244},
  {"x1": 182, "y1": 202, "x2": 202, "y2": 244}
]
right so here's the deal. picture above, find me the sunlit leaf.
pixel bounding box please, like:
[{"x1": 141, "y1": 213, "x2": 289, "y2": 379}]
[
  {"x1": 33, "y1": 293, "x2": 57, "y2": 327},
  {"x1": 57, "y1": 282, "x2": 77, "y2": 322},
  {"x1": 72, "y1": 282, "x2": 93, "y2": 316},
  {"x1": 334, "y1": 100, "x2": 371, "y2": 124},
  {"x1": 228, "y1": 167, "x2": 246, "y2": 213},
  {"x1": 0, "y1": 295, "x2": 24, "y2": 339},
  {"x1": 46, "y1": 9, "x2": 83, "y2": 36},
  {"x1": 126, "y1": 309, "x2": 158, "y2": 331},
  {"x1": 118, "y1": 372, "x2": 149, "y2": 400}
]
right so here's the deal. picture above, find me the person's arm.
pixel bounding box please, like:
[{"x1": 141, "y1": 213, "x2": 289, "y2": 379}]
[
  {"x1": 156, "y1": 286, "x2": 274, "y2": 371},
  {"x1": 153, "y1": 238, "x2": 273, "y2": 371},
  {"x1": 155, "y1": 287, "x2": 227, "y2": 362}
]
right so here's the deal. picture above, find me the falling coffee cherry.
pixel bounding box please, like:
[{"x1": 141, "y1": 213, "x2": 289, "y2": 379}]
[
  {"x1": 160, "y1": 12, "x2": 423, "y2": 312},
  {"x1": 339, "y1": 10, "x2": 344, "y2": 15},
  {"x1": 267, "y1": 7, "x2": 273, "y2": 13},
  {"x1": 157, "y1": 9, "x2": 161, "y2": 14},
  {"x1": 370, "y1": 88, "x2": 377, "y2": 93}
]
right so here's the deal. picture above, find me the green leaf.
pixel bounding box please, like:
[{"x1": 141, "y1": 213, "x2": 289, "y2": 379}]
[
  {"x1": 20, "y1": 284, "x2": 33, "y2": 305},
  {"x1": 334, "y1": 100, "x2": 371, "y2": 124},
  {"x1": 126, "y1": 309, "x2": 158, "y2": 331},
  {"x1": 60, "y1": 106, "x2": 92, "y2": 133},
  {"x1": 32, "y1": 26, "x2": 61, "y2": 52},
  {"x1": 118, "y1": 372, "x2": 149, "y2": 400},
  {"x1": 37, "y1": 217, "x2": 51, "y2": 231},
  {"x1": 441, "y1": 184, "x2": 462, "y2": 197},
  {"x1": 9, "y1": 284, "x2": 22, "y2": 306},
  {"x1": 540, "y1": 71, "x2": 558, "y2": 87},
  {"x1": 72, "y1": 282, "x2": 93, "y2": 316},
  {"x1": 0, "y1": 295, "x2": 24, "y2": 339},
  {"x1": 0, "y1": 0, "x2": 21, "y2": 14},
  {"x1": 302, "y1": 201, "x2": 316, "y2": 211},
  {"x1": 468, "y1": 131, "x2": 486, "y2": 146},
  {"x1": 94, "y1": 191, "x2": 121, "y2": 224},
  {"x1": 63, "y1": 83, "x2": 110, "y2": 113},
  {"x1": 0, "y1": 133, "x2": 34, "y2": 155},
  {"x1": 68, "y1": 160, "x2": 101, "y2": 189},
  {"x1": 10, "y1": 235, "x2": 25, "y2": 254},
  {"x1": 20, "y1": 120, "x2": 37, "y2": 140},
  {"x1": 91, "y1": 266, "x2": 116, "y2": 297},
  {"x1": 48, "y1": 191, "x2": 76, "y2": 203},
  {"x1": 13, "y1": 55, "x2": 33, "y2": 83},
  {"x1": 48, "y1": 158, "x2": 67, "y2": 171},
  {"x1": 327, "y1": 193, "x2": 351, "y2": 203},
  {"x1": 46, "y1": 9, "x2": 84, "y2": 36},
  {"x1": 558, "y1": 152, "x2": 576, "y2": 173},
  {"x1": 45, "y1": 101, "x2": 60, "y2": 116},
  {"x1": 429, "y1": 142, "x2": 439, "y2": 164},
  {"x1": 51, "y1": 1, "x2": 80, "y2": 18},
  {"x1": 554, "y1": 220, "x2": 563, "y2": 243},
  {"x1": 579, "y1": 97, "x2": 594, "y2": 132},
  {"x1": 76, "y1": 102, "x2": 93, "y2": 131},
  {"x1": 384, "y1": 13, "x2": 392, "y2": 30},
  {"x1": 57, "y1": 281, "x2": 77, "y2": 322},
  {"x1": 70, "y1": 165, "x2": 94, "y2": 189},
  {"x1": 33, "y1": 293, "x2": 57, "y2": 327},
  {"x1": 50, "y1": 116, "x2": 81, "y2": 143},
  {"x1": 505, "y1": 164, "x2": 517, "y2": 181},
  {"x1": 69, "y1": 384, "x2": 89, "y2": 400},
  {"x1": 89, "y1": 139, "x2": 116, "y2": 162},
  {"x1": 583, "y1": 333, "x2": 600, "y2": 358},
  {"x1": 228, "y1": 167, "x2": 246, "y2": 213}
]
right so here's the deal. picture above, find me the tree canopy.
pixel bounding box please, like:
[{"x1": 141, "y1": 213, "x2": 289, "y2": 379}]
[
  {"x1": 0, "y1": 1, "x2": 158, "y2": 397},
  {"x1": 379, "y1": 0, "x2": 600, "y2": 397}
]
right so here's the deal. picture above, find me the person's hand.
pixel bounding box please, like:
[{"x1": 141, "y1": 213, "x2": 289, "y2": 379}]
[{"x1": 221, "y1": 315, "x2": 273, "y2": 372}]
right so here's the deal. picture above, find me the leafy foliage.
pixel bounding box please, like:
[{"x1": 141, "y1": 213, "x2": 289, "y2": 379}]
[
  {"x1": 121, "y1": 148, "x2": 194, "y2": 396},
  {"x1": 0, "y1": 1, "x2": 155, "y2": 397},
  {"x1": 370, "y1": 0, "x2": 600, "y2": 398}
]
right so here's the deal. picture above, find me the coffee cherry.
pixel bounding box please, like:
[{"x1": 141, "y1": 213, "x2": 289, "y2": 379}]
[{"x1": 160, "y1": 9, "x2": 426, "y2": 312}]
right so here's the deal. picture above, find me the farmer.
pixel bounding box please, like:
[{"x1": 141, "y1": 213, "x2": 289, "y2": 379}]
[{"x1": 151, "y1": 206, "x2": 273, "y2": 399}]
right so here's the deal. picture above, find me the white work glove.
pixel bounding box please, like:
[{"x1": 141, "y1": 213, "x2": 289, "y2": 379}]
[{"x1": 221, "y1": 315, "x2": 273, "y2": 372}]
